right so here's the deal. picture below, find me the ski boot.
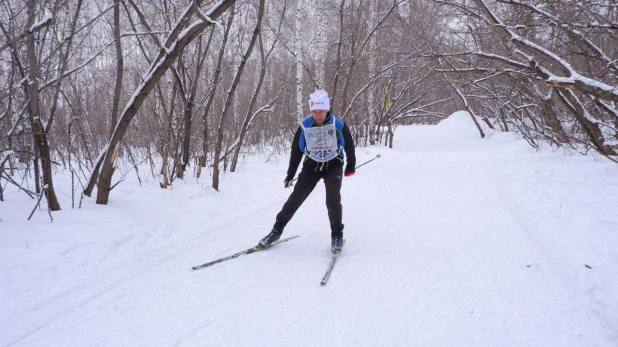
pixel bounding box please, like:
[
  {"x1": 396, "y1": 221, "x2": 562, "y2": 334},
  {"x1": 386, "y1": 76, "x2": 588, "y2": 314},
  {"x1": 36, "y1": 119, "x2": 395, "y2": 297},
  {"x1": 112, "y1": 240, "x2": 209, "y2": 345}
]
[
  {"x1": 331, "y1": 230, "x2": 343, "y2": 253},
  {"x1": 258, "y1": 222, "x2": 285, "y2": 249}
]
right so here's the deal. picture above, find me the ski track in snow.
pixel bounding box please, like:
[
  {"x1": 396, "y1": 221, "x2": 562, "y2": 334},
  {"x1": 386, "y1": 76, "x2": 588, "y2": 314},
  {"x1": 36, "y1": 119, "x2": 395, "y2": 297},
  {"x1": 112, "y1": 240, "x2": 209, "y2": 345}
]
[{"x1": 2, "y1": 112, "x2": 618, "y2": 346}]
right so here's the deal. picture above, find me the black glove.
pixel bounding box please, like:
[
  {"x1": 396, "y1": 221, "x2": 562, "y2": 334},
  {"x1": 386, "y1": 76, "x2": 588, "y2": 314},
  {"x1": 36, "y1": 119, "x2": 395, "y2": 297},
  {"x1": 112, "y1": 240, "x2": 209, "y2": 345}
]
[{"x1": 344, "y1": 165, "x2": 355, "y2": 177}]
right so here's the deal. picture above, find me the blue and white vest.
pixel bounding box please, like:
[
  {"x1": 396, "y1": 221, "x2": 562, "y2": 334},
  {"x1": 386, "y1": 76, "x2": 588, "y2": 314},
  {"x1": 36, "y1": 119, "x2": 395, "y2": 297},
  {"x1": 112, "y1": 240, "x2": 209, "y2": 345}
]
[{"x1": 299, "y1": 115, "x2": 345, "y2": 162}]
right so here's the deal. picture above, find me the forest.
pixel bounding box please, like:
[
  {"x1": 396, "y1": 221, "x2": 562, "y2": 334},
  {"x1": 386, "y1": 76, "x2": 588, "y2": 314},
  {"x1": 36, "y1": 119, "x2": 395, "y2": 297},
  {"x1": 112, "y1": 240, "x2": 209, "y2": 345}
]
[{"x1": 1, "y1": 0, "x2": 616, "y2": 212}]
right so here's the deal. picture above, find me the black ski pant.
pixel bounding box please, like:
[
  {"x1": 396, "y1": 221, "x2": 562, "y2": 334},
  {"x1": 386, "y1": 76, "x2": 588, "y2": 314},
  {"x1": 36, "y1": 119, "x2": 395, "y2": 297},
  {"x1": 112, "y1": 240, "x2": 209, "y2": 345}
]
[{"x1": 275, "y1": 165, "x2": 344, "y2": 233}]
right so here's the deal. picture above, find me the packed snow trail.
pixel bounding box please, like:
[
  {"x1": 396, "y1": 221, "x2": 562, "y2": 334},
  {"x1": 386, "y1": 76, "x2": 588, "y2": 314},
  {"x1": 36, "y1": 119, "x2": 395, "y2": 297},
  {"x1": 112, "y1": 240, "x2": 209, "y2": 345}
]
[{"x1": 1, "y1": 112, "x2": 617, "y2": 346}]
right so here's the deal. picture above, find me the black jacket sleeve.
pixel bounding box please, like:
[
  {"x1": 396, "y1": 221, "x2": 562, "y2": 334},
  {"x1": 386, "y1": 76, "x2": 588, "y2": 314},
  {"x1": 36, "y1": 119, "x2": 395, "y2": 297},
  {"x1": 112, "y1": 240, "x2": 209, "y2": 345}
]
[
  {"x1": 286, "y1": 126, "x2": 304, "y2": 181},
  {"x1": 341, "y1": 123, "x2": 356, "y2": 170}
]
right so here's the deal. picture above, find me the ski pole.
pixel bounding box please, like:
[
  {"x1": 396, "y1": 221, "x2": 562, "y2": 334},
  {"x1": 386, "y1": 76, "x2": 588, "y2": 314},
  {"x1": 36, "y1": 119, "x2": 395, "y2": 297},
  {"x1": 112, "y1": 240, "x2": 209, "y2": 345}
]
[
  {"x1": 354, "y1": 154, "x2": 381, "y2": 170},
  {"x1": 289, "y1": 154, "x2": 381, "y2": 185}
]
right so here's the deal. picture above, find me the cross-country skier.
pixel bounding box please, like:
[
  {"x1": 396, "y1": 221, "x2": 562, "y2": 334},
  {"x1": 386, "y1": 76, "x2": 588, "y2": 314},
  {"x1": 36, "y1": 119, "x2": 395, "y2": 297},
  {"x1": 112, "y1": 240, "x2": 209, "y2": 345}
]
[{"x1": 258, "y1": 90, "x2": 356, "y2": 253}]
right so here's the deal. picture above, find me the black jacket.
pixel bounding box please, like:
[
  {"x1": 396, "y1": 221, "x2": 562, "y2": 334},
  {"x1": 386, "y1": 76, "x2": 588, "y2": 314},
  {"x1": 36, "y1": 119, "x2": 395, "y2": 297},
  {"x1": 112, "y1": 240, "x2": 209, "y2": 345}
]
[{"x1": 285, "y1": 113, "x2": 356, "y2": 181}]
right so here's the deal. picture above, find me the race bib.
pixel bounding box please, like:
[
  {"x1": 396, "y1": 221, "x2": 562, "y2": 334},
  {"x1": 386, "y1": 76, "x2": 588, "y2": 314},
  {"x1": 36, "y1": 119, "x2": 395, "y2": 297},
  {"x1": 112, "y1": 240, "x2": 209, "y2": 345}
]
[{"x1": 302, "y1": 121, "x2": 339, "y2": 162}]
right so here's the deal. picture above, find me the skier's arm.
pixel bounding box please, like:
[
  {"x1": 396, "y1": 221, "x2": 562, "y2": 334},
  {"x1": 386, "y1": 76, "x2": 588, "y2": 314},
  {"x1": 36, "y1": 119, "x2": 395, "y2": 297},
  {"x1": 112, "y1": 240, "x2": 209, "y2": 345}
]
[
  {"x1": 286, "y1": 126, "x2": 303, "y2": 182},
  {"x1": 342, "y1": 123, "x2": 356, "y2": 171}
]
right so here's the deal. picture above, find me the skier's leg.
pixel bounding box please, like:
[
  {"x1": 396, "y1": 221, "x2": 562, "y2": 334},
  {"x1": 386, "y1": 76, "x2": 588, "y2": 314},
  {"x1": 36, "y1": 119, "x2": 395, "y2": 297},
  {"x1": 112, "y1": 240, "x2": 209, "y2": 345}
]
[
  {"x1": 259, "y1": 168, "x2": 320, "y2": 248},
  {"x1": 275, "y1": 166, "x2": 321, "y2": 227},
  {"x1": 323, "y1": 165, "x2": 344, "y2": 232}
]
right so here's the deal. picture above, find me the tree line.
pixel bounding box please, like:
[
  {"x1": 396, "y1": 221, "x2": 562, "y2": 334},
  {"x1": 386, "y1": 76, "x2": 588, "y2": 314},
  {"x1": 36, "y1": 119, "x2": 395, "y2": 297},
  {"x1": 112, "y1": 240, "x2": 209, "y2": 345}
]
[{"x1": 1, "y1": 0, "x2": 616, "y2": 212}]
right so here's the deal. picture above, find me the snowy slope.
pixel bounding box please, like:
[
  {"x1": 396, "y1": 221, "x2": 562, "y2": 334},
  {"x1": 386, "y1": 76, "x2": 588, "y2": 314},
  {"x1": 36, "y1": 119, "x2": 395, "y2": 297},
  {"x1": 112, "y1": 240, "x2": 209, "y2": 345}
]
[{"x1": 1, "y1": 111, "x2": 617, "y2": 346}]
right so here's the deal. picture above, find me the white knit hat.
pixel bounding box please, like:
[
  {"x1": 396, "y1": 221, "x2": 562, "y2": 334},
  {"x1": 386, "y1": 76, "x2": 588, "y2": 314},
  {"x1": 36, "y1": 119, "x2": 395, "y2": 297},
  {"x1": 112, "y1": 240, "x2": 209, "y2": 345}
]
[{"x1": 308, "y1": 90, "x2": 330, "y2": 111}]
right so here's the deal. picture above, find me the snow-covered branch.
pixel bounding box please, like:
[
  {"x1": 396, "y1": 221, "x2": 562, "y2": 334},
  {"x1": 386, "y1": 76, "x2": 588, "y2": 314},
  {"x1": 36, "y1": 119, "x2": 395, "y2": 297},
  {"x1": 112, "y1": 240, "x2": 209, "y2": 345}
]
[
  {"x1": 473, "y1": 0, "x2": 618, "y2": 102},
  {"x1": 0, "y1": 13, "x2": 53, "y2": 54}
]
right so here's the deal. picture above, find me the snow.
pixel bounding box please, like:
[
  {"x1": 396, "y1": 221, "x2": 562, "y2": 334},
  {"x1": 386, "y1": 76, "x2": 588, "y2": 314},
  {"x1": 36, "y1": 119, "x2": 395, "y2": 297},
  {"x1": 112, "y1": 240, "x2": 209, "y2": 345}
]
[
  {"x1": 177, "y1": 20, "x2": 204, "y2": 45},
  {"x1": 1, "y1": 150, "x2": 14, "y2": 161},
  {"x1": 198, "y1": 7, "x2": 224, "y2": 31},
  {"x1": 29, "y1": 12, "x2": 53, "y2": 33},
  {"x1": 549, "y1": 75, "x2": 618, "y2": 95},
  {"x1": 436, "y1": 110, "x2": 493, "y2": 138},
  {"x1": 2, "y1": 112, "x2": 618, "y2": 346}
]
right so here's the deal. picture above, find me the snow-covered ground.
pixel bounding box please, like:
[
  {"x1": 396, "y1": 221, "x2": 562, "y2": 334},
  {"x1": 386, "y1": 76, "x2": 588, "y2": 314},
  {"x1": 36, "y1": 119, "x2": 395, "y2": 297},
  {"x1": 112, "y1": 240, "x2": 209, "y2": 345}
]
[{"x1": 2, "y1": 111, "x2": 617, "y2": 346}]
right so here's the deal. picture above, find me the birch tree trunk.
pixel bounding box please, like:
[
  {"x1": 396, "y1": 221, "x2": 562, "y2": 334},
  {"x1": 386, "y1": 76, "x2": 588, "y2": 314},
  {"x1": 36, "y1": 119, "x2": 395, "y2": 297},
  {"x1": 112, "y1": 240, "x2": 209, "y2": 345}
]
[
  {"x1": 367, "y1": 0, "x2": 377, "y2": 144},
  {"x1": 295, "y1": 0, "x2": 304, "y2": 121},
  {"x1": 313, "y1": 0, "x2": 328, "y2": 89},
  {"x1": 330, "y1": 0, "x2": 346, "y2": 112}
]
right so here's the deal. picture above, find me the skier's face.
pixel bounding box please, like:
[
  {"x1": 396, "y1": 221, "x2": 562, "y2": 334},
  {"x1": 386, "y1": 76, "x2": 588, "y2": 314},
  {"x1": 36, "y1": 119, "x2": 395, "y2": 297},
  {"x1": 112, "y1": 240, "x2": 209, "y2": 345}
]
[{"x1": 311, "y1": 110, "x2": 328, "y2": 123}]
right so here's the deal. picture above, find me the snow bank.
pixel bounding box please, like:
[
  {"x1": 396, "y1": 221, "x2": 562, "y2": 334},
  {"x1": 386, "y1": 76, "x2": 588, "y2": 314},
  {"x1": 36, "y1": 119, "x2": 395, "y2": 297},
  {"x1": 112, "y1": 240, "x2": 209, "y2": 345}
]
[{"x1": 436, "y1": 110, "x2": 493, "y2": 138}]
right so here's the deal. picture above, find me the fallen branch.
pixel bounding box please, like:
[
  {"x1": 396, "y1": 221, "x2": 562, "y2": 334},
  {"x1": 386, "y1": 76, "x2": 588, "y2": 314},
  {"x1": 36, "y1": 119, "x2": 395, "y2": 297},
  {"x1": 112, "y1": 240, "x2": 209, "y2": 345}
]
[
  {"x1": 1, "y1": 172, "x2": 36, "y2": 199},
  {"x1": 28, "y1": 185, "x2": 53, "y2": 222}
]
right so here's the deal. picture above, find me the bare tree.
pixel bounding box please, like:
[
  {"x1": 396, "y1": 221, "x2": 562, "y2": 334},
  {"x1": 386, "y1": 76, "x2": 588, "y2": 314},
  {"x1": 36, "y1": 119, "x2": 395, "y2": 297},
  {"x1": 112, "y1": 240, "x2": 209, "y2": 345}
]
[
  {"x1": 230, "y1": 3, "x2": 286, "y2": 172},
  {"x1": 198, "y1": 6, "x2": 237, "y2": 179},
  {"x1": 3, "y1": 0, "x2": 615, "y2": 216},
  {"x1": 94, "y1": 0, "x2": 237, "y2": 204},
  {"x1": 429, "y1": 0, "x2": 618, "y2": 155},
  {"x1": 212, "y1": 0, "x2": 265, "y2": 191}
]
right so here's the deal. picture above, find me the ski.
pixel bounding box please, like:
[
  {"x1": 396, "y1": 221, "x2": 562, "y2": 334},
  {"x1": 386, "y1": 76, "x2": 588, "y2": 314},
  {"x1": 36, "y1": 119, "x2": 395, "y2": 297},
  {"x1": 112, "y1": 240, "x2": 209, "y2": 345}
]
[
  {"x1": 320, "y1": 239, "x2": 345, "y2": 285},
  {"x1": 192, "y1": 235, "x2": 299, "y2": 270}
]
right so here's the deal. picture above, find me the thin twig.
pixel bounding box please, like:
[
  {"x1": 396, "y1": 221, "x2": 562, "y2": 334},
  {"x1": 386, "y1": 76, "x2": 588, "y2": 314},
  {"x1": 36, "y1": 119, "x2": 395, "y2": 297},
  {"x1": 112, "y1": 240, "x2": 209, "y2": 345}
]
[
  {"x1": 46, "y1": 190, "x2": 54, "y2": 222},
  {"x1": 27, "y1": 187, "x2": 46, "y2": 221}
]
